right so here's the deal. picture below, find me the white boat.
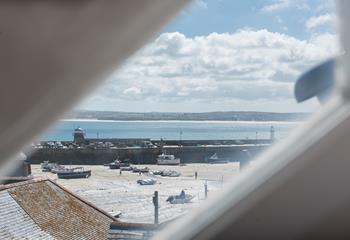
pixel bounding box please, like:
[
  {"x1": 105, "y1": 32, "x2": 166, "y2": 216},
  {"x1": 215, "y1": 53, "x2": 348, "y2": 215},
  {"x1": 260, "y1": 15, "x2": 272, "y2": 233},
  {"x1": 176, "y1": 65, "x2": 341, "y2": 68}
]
[
  {"x1": 137, "y1": 179, "x2": 157, "y2": 185},
  {"x1": 206, "y1": 153, "x2": 229, "y2": 164},
  {"x1": 161, "y1": 170, "x2": 181, "y2": 177},
  {"x1": 51, "y1": 165, "x2": 68, "y2": 174},
  {"x1": 157, "y1": 154, "x2": 180, "y2": 165},
  {"x1": 41, "y1": 161, "x2": 59, "y2": 172},
  {"x1": 166, "y1": 191, "x2": 193, "y2": 204}
]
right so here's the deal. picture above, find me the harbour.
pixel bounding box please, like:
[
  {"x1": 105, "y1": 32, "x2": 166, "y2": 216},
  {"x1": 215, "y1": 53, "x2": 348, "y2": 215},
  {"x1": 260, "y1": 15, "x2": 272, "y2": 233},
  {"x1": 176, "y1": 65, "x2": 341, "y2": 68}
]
[
  {"x1": 28, "y1": 142, "x2": 268, "y2": 165},
  {"x1": 2, "y1": 120, "x2": 300, "y2": 238},
  {"x1": 31, "y1": 163, "x2": 240, "y2": 223},
  {"x1": 27, "y1": 120, "x2": 290, "y2": 165}
]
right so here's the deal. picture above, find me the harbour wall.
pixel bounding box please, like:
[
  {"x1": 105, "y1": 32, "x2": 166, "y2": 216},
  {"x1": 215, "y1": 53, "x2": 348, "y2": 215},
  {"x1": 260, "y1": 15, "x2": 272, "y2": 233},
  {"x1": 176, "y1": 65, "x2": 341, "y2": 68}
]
[{"x1": 27, "y1": 144, "x2": 269, "y2": 165}]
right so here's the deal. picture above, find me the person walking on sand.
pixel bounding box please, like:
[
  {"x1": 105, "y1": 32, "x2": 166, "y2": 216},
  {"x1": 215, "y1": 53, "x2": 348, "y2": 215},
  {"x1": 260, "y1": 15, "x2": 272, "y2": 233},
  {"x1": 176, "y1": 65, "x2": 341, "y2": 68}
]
[
  {"x1": 195, "y1": 171, "x2": 198, "y2": 180},
  {"x1": 120, "y1": 169, "x2": 122, "y2": 175}
]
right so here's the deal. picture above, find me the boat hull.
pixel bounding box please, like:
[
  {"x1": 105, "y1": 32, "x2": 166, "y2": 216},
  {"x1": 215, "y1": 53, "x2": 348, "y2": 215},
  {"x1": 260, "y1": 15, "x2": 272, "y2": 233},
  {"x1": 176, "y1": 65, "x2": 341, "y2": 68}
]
[
  {"x1": 167, "y1": 194, "x2": 193, "y2": 204},
  {"x1": 137, "y1": 179, "x2": 157, "y2": 185},
  {"x1": 157, "y1": 159, "x2": 180, "y2": 165},
  {"x1": 109, "y1": 164, "x2": 120, "y2": 169},
  {"x1": 207, "y1": 160, "x2": 228, "y2": 164},
  {"x1": 57, "y1": 170, "x2": 91, "y2": 179},
  {"x1": 206, "y1": 153, "x2": 229, "y2": 164}
]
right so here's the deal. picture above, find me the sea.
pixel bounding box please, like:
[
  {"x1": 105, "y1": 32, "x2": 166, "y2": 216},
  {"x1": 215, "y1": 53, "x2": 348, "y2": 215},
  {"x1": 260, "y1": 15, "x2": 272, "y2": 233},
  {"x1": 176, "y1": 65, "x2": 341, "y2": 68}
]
[{"x1": 40, "y1": 119, "x2": 300, "y2": 141}]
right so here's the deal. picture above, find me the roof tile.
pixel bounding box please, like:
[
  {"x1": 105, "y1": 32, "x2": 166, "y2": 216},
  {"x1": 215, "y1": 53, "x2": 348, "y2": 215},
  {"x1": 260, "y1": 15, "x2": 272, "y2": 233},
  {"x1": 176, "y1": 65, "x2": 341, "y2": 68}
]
[
  {"x1": 1, "y1": 179, "x2": 115, "y2": 240},
  {"x1": 0, "y1": 191, "x2": 54, "y2": 239}
]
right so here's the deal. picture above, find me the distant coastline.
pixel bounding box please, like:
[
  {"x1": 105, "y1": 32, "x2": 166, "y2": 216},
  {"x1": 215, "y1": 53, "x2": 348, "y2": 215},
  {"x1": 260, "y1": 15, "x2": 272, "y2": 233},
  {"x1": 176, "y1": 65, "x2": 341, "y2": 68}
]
[
  {"x1": 64, "y1": 110, "x2": 309, "y2": 122},
  {"x1": 61, "y1": 119, "x2": 301, "y2": 124}
]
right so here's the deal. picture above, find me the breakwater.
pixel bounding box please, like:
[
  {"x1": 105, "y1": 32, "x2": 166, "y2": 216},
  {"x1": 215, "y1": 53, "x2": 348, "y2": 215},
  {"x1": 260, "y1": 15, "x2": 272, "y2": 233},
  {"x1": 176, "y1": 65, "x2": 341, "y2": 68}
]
[{"x1": 27, "y1": 144, "x2": 269, "y2": 165}]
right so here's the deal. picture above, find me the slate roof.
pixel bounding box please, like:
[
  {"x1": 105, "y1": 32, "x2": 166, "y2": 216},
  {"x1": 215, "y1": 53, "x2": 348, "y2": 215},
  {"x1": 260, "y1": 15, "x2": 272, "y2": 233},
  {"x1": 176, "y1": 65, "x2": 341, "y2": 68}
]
[
  {"x1": 0, "y1": 191, "x2": 53, "y2": 239},
  {"x1": 0, "y1": 179, "x2": 115, "y2": 239}
]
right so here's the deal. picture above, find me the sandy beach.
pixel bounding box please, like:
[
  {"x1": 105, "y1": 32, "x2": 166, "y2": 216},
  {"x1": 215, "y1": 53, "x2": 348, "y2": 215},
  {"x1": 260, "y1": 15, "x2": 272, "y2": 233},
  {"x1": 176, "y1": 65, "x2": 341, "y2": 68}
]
[{"x1": 32, "y1": 163, "x2": 240, "y2": 223}]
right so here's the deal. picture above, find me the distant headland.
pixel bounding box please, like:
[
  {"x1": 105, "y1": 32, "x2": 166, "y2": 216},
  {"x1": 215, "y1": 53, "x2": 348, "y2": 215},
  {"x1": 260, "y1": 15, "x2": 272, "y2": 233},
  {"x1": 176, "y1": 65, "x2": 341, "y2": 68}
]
[{"x1": 64, "y1": 110, "x2": 310, "y2": 122}]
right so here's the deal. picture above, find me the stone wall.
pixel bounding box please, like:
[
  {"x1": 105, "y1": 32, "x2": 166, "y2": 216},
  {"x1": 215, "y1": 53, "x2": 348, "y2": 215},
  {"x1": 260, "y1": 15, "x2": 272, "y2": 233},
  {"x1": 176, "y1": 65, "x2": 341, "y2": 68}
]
[{"x1": 27, "y1": 145, "x2": 268, "y2": 165}]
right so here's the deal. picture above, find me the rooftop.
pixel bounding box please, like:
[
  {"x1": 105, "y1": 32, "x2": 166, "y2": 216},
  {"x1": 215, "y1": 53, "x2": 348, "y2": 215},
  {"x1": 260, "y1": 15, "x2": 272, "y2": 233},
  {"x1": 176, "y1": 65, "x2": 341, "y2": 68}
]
[{"x1": 0, "y1": 179, "x2": 115, "y2": 239}]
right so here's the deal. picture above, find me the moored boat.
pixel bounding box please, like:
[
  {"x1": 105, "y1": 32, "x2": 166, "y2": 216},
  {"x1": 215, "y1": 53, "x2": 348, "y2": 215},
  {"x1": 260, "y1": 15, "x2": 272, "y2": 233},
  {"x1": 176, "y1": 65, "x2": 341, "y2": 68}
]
[
  {"x1": 108, "y1": 160, "x2": 130, "y2": 169},
  {"x1": 161, "y1": 170, "x2": 181, "y2": 177},
  {"x1": 120, "y1": 166, "x2": 133, "y2": 171},
  {"x1": 137, "y1": 179, "x2": 157, "y2": 185},
  {"x1": 109, "y1": 163, "x2": 120, "y2": 169},
  {"x1": 157, "y1": 154, "x2": 180, "y2": 165},
  {"x1": 41, "y1": 161, "x2": 59, "y2": 172},
  {"x1": 166, "y1": 190, "x2": 193, "y2": 204},
  {"x1": 150, "y1": 170, "x2": 162, "y2": 175},
  {"x1": 50, "y1": 165, "x2": 68, "y2": 173},
  {"x1": 206, "y1": 153, "x2": 229, "y2": 164},
  {"x1": 132, "y1": 167, "x2": 150, "y2": 173},
  {"x1": 57, "y1": 167, "x2": 91, "y2": 179}
]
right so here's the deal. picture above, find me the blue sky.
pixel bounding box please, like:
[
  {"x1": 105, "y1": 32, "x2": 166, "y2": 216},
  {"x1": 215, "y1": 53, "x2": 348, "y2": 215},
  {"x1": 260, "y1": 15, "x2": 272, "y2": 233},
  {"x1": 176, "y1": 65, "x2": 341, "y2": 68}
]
[
  {"x1": 78, "y1": 0, "x2": 338, "y2": 113},
  {"x1": 165, "y1": 0, "x2": 335, "y2": 39}
]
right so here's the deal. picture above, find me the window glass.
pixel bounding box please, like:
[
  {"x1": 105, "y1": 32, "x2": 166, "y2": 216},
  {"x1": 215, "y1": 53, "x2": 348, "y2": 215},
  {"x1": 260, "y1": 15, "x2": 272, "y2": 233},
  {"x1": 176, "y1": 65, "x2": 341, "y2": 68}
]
[{"x1": 28, "y1": 0, "x2": 338, "y2": 233}]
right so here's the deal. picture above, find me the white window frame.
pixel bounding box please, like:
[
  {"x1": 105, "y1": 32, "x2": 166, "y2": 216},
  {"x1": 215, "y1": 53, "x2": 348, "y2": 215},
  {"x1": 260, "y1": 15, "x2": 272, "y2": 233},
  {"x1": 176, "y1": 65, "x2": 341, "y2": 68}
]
[{"x1": 154, "y1": 1, "x2": 350, "y2": 238}]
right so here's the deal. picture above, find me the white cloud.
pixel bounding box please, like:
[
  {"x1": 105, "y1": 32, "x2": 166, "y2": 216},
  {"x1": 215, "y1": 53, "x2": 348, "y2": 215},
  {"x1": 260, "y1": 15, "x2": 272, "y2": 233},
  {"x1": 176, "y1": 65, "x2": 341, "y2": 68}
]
[
  {"x1": 315, "y1": 1, "x2": 335, "y2": 13},
  {"x1": 123, "y1": 87, "x2": 142, "y2": 98},
  {"x1": 80, "y1": 29, "x2": 338, "y2": 112},
  {"x1": 305, "y1": 13, "x2": 334, "y2": 30},
  {"x1": 262, "y1": 0, "x2": 291, "y2": 12},
  {"x1": 262, "y1": 0, "x2": 308, "y2": 12},
  {"x1": 194, "y1": 0, "x2": 208, "y2": 9}
]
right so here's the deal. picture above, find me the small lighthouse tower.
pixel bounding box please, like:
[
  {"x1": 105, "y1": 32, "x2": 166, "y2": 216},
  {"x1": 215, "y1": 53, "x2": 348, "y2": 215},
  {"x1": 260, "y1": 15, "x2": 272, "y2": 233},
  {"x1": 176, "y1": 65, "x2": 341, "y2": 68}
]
[
  {"x1": 270, "y1": 125, "x2": 275, "y2": 141},
  {"x1": 73, "y1": 127, "x2": 85, "y2": 144}
]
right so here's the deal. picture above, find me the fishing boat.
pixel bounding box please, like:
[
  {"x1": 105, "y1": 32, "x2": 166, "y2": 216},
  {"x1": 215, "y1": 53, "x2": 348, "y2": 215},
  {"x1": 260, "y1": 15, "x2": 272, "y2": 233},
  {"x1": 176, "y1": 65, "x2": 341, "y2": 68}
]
[
  {"x1": 157, "y1": 154, "x2": 180, "y2": 165},
  {"x1": 206, "y1": 153, "x2": 229, "y2": 164},
  {"x1": 161, "y1": 170, "x2": 181, "y2": 177},
  {"x1": 57, "y1": 167, "x2": 91, "y2": 179},
  {"x1": 166, "y1": 190, "x2": 193, "y2": 204},
  {"x1": 41, "y1": 161, "x2": 59, "y2": 172},
  {"x1": 109, "y1": 160, "x2": 130, "y2": 169},
  {"x1": 50, "y1": 165, "x2": 68, "y2": 174},
  {"x1": 137, "y1": 179, "x2": 157, "y2": 185},
  {"x1": 120, "y1": 166, "x2": 133, "y2": 171},
  {"x1": 150, "y1": 170, "x2": 162, "y2": 175},
  {"x1": 132, "y1": 167, "x2": 150, "y2": 173},
  {"x1": 109, "y1": 162, "x2": 121, "y2": 169}
]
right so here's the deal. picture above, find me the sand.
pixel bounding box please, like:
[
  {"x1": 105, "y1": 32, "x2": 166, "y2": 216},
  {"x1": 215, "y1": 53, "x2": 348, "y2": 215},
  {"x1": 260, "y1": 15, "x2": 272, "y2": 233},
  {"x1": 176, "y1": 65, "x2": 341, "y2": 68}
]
[{"x1": 32, "y1": 163, "x2": 240, "y2": 223}]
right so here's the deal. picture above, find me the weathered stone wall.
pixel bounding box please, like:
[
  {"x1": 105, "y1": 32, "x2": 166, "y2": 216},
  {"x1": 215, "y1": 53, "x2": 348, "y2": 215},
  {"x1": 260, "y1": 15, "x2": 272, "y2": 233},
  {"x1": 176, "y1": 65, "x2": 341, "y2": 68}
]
[{"x1": 27, "y1": 145, "x2": 268, "y2": 165}]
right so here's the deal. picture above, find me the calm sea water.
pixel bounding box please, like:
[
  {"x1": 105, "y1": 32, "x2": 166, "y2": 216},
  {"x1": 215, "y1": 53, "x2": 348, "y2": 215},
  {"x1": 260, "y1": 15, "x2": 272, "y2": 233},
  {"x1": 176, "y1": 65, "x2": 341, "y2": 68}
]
[{"x1": 39, "y1": 119, "x2": 299, "y2": 141}]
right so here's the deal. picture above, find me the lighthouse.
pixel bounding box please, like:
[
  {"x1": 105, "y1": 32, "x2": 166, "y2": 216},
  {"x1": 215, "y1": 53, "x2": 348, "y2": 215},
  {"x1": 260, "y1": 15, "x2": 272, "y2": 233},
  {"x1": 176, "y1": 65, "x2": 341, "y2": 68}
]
[{"x1": 73, "y1": 127, "x2": 85, "y2": 144}]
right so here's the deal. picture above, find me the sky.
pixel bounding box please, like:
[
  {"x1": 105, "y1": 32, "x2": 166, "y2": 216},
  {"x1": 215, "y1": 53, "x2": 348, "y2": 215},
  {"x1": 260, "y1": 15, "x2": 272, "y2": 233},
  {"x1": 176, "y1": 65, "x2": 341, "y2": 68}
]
[{"x1": 78, "y1": 0, "x2": 338, "y2": 113}]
